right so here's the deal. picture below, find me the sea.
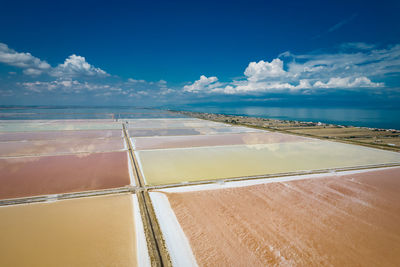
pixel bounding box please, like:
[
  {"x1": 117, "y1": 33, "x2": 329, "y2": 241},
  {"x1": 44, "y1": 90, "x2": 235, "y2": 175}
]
[
  {"x1": 178, "y1": 105, "x2": 400, "y2": 130},
  {"x1": 1, "y1": 105, "x2": 400, "y2": 130}
]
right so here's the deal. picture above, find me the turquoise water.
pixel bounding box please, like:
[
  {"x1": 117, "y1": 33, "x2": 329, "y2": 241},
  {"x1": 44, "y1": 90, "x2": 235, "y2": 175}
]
[{"x1": 180, "y1": 106, "x2": 400, "y2": 130}]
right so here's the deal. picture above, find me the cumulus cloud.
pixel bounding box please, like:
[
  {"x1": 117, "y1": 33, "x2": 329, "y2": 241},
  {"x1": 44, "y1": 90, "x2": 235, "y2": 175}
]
[
  {"x1": 51, "y1": 54, "x2": 109, "y2": 77},
  {"x1": 185, "y1": 43, "x2": 398, "y2": 94},
  {"x1": 0, "y1": 43, "x2": 108, "y2": 78},
  {"x1": 244, "y1": 58, "x2": 286, "y2": 82},
  {"x1": 0, "y1": 42, "x2": 51, "y2": 75},
  {"x1": 313, "y1": 77, "x2": 383, "y2": 88},
  {"x1": 183, "y1": 75, "x2": 221, "y2": 92},
  {"x1": 2, "y1": 41, "x2": 398, "y2": 100},
  {"x1": 0, "y1": 42, "x2": 176, "y2": 102}
]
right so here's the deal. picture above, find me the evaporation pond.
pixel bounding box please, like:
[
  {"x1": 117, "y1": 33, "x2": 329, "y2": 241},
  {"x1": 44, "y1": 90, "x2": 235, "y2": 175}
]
[
  {"x1": 0, "y1": 138, "x2": 125, "y2": 157},
  {"x1": 0, "y1": 122, "x2": 122, "y2": 132},
  {"x1": 137, "y1": 140, "x2": 400, "y2": 185},
  {"x1": 155, "y1": 167, "x2": 400, "y2": 266},
  {"x1": 0, "y1": 129, "x2": 123, "y2": 141},
  {"x1": 133, "y1": 132, "x2": 311, "y2": 150},
  {"x1": 0, "y1": 194, "x2": 139, "y2": 266},
  {"x1": 0, "y1": 151, "x2": 131, "y2": 199},
  {"x1": 129, "y1": 126, "x2": 260, "y2": 138},
  {"x1": 126, "y1": 119, "x2": 226, "y2": 129}
]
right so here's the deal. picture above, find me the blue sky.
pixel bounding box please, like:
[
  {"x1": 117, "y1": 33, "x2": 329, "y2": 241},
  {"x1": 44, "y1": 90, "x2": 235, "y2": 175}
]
[{"x1": 0, "y1": 0, "x2": 399, "y2": 107}]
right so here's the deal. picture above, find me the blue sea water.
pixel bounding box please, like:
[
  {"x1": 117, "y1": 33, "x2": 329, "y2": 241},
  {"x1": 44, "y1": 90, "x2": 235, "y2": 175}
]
[
  {"x1": 1, "y1": 105, "x2": 399, "y2": 130},
  {"x1": 180, "y1": 106, "x2": 400, "y2": 130}
]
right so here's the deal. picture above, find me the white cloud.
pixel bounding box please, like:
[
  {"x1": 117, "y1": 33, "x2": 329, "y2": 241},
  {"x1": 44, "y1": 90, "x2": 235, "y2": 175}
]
[
  {"x1": 51, "y1": 54, "x2": 109, "y2": 77},
  {"x1": 184, "y1": 43, "x2": 397, "y2": 95},
  {"x1": 314, "y1": 76, "x2": 383, "y2": 88},
  {"x1": 125, "y1": 78, "x2": 175, "y2": 96},
  {"x1": 244, "y1": 58, "x2": 286, "y2": 82},
  {"x1": 340, "y1": 42, "x2": 376, "y2": 50},
  {"x1": 0, "y1": 43, "x2": 50, "y2": 75},
  {"x1": 19, "y1": 75, "x2": 175, "y2": 99},
  {"x1": 0, "y1": 43, "x2": 109, "y2": 79},
  {"x1": 21, "y1": 79, "x2": 118, "y2": 93},
  {"x1": 23, "y1": 68, "x2": 44, "y2": 76},
  {"x1": 183, "y1": 75, "x2": 221, "y2": 93},
  {"x1": 285, "y1": 44, "x2": 400, "y2": 79},
  {"x1": 127, "y1": 78, "x2": 146, "y2": 83},
  {"x1": 213, "y1": 76, "x2": 383, "y2": 95}
]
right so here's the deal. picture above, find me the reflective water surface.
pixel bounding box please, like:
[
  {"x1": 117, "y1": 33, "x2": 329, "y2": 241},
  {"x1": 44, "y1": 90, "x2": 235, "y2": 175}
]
[
  {"x1": 133, "y1": 132, "x2": 311, "y2": 150},
  {"x1": 137, "y1": 141, "x2": 400, "y2": 185},
  {"x1": 0, "y1": 151, "x2": 131, "y2": 199},
  {"x1": 0, "y1": 138, "x2": 125, "y2": 156}
]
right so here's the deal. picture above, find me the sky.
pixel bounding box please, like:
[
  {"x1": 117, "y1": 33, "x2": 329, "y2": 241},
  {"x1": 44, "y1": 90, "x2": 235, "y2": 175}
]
[{"x1": 0, "y1": 0, "x2": 399, "y2": 107}]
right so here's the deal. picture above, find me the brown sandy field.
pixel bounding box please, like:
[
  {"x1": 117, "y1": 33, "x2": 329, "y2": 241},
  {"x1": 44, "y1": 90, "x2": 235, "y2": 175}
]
[
  {"x1": 163, "y1": 167, "x2": 400, "y2": 266},
  {"x1": 0, "y1": 151, "x2": 131, "y2": 199}
]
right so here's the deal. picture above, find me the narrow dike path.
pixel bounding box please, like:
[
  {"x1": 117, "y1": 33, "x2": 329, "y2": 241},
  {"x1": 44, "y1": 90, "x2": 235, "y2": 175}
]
[{"x1": 123, "y1": 123, "x2": 172, "y2": 267}]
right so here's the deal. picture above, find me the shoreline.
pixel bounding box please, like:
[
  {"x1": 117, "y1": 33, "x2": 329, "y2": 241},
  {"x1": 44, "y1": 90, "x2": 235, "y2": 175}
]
[{"x1": 169, "y1": 110, "x2": 400, "y2": 152}]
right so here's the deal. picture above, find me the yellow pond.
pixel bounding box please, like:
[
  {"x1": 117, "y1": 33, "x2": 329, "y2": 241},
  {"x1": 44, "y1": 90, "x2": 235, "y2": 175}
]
[
  {"x1": 0, "y1": 194, "x2": 138, "y2": 266},
  {"x1": 136, "y1": 140, "x2": 400, "y2": 185}
]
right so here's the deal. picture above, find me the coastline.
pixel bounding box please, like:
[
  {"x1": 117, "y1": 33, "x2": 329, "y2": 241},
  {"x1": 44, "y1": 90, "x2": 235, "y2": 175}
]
[{"x1": 170, "y1": 110, "x2": 400, "y2": 152}]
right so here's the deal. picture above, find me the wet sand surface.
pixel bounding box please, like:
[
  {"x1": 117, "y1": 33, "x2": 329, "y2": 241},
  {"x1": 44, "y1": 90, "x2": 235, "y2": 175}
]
[
  {"x1": 133, "y1": 132, "x2": 311, "y2": 150},
  {"x1": 0, "y1": 151, "x2": 131, "y2": 199},
  {"x1": 0, "y1": 138, "x2": 125, "y2": 156},
  {"x1": 164, "y1": 167, "x2": 400, "y2": 266},
  {"x1": 137, "y1": 141, "x2": 400, "y2": 185},
  {"x1": 0, "y1": 194, "x2": 138, "y2": 266},
  {"x1": 0, "y1": 129, "x2": 123, "y2": 141}
]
